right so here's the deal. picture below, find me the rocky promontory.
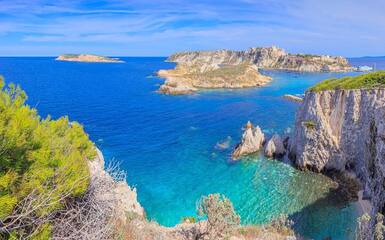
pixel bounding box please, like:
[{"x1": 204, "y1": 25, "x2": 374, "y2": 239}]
[
  {"x1": 158, "y1": 62, "x2": 271, "y2": 95},
  {"x1": 56, "y1": 54, "x2": 124, "y2": 63},
  {"x1": 290, "y1": 71, "x2": 385, "y2": 238}
]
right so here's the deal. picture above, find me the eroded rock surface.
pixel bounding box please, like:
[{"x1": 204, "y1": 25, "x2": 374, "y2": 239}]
[
  {"x1": 232, "y1": 121, "x2": 265, "y2": 160},
  {"x1": 291, "y1": 89, "x2": 385, "y2": 238},
  {"x1": 89, "y1": 148, "x2": 144, "y2": 222},
  {"x1": 264, "y1": 134, "x2": 286, "y2": 158}
]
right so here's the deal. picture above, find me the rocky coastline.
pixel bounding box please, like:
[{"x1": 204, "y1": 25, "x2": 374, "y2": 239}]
[
  {"x1": 56, "y1": 54, "x2": 124, "y2": 63},
  {"x1": 157, "y1": 63, "x2": 271, "y2": 95},
  {"x1": 289, "y1": 88, "x2": 385, "y2": 238},
  {"x1": 231, "y1": 72, "x2": 385, "y2": 238},
  {"x1": 91, "y1": 148, "x2": 297, "y2": 240},
  {"x1": 167, "y1": 46, "x2": 354, "y2": 72},
  {"x1": 157, "y1": 46, "x2": 353, "y2": 95}
]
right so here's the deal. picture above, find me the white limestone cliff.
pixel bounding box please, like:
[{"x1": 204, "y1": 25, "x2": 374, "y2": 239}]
[
  {"x1": 264, "y1": 134, "x2": 286, "y2": 158},
  {"x1": 291, "y1": 89, "x2": 385, "y2": 238}
]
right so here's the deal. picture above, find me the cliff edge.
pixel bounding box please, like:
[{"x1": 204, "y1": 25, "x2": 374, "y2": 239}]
[{"x1": 291, "y1": 72, "x2": 385, "y2": 238}]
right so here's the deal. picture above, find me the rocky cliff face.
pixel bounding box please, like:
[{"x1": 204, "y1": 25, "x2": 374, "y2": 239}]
[
  {"x1": 89, "y1": 148, "x2": 145, "y2": 221},
  {"x1": 291, "y1": 89, "x2": 385, "y2": 237},
  {"x1": 168, "y1": 46, "x2": 353, "y2": 72}
]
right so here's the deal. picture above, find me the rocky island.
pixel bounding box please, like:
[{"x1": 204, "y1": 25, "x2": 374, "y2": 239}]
[
  {"x1": 158, "y1": 62, "x2": 271, "y2": 95},
  {"x1": 56, "y1": 54, "x2": 124, "y2": 63},
  {"x1": 157, "y1": 46, "x2": 354, "y2": 95}
]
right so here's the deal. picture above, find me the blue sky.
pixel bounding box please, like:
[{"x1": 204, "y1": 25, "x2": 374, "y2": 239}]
[{"x1": 0, "y1": 0, "x2": 384, "y2": 57}]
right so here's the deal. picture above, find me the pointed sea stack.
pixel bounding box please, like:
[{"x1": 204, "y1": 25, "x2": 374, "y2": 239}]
[{"x1": 232, "y1": 121, "x2": 264, "y2": 160}]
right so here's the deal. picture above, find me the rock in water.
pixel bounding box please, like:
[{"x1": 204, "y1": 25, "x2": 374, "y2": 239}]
[
  {"x1": 264, "y1": 134, "x2": 286, "y2": 158},
  {"x1": 232, "y1": 121, "x2": 264, "y2": 160},
  {"x1": 283, "y1": 94, "x2": 304, "y2": 102}
]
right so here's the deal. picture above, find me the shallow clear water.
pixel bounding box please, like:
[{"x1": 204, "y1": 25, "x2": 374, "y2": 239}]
[{"x1": 1, "y1": 56, "x2": 384, "y2": 239}]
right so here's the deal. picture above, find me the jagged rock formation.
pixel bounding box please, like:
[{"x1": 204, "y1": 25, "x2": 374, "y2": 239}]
[
  {"x1": 232, "y1": 121, "x2": 265, "y2": 160},
  {"x1": 264, "y1": 134, "x2": 286, "y2": 158},
  {"x1": 291, "y1": 88, "x2": 385, "y2": 238},
  {"x1": 167, "y1": 46, "x2": 353, "y2": 73},
  {"x1": 89, "y1": 148, "x2": 144, "y2": 221},
  {"x1": 157, "y1": 63, "x2": 271, "y2": 95},
  {"x1": 56, "y1": 54, "x2": 124, "y2": 63}
]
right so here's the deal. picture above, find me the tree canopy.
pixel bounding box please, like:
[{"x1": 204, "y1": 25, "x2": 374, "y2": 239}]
[{"x1": 0, "y1": 76, "x2": 95, "y2": 239}]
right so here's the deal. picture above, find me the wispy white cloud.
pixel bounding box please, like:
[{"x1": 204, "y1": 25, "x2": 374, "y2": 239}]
[{"x1": 0, "y1": 0, "x2": 384, "y2": 56}]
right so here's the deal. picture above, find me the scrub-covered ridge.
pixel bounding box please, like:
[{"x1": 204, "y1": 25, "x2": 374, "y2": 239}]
[{"x1": 309, "y1": 71, "x2": 385, "y2": 92}]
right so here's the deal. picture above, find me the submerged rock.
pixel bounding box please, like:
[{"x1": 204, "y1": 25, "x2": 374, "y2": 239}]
[
  {"x1": 264, "y1": 134, "x2": 286, "y2": 158},
  {"x1": 232, "y1": 121, "x2": 264, "y2": 160},
  {"x1": 283, "y1": 94, "x2": 304, "y2": 102},
  {"x1": 215, "y1": 136, "x2": 232, "y2": 150}
]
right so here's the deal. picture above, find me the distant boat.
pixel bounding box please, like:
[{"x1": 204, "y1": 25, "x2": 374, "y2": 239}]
[{"x1": 357, "y1": 65, "x2": 374, "y2": 72}]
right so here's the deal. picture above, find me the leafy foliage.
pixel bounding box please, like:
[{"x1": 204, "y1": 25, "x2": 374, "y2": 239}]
[
  {"x1": 0, "y1": 76, "x2": 96, "y2": 238},
  {"x1": 197, "y1": 193, "x2": 240, "y2": 239},
  {"x1": 309, "y1": 71, "x2": 385, "y2": 92},
  {"x1": 375, "y1": 213, "x2": 385, "y2": 240},
  {"x1": 302, "y1": 120, "x2": 317, "y2": 129}
]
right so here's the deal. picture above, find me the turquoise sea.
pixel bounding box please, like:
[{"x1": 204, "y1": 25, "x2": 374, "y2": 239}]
[{"x1": 0, "y1": 56, "x2": 383, "y2": 239}]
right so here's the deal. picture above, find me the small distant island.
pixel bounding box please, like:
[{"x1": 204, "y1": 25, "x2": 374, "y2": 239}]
[
  {"x1": 56, "y1": 54, "x2": 124, "y2": 63},
  {"x1": 157, "y1": 46, "x2": 354, "y2": 95}
]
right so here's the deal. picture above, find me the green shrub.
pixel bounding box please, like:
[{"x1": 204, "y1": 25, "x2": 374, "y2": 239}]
[
  {"x1": 0, "y1": 76, "x2": 96, "y2": 238},
  {"x1": 181, "y1": 216, "x2": 197, "y2": 223},
  {"x1": 303, "y1": 120, "x2": 317, "y2": 129},
  {"x1": 309, "y1": 71, "x2": 385, "y2": 92}
]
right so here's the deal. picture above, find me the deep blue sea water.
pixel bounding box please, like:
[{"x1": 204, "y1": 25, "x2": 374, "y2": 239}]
[{"x1": 1, "y1": 56, "x2": 384, "y2": 240}]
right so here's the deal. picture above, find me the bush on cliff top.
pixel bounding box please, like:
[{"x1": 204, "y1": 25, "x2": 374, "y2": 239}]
[
  {"x1": 309, "y1": 71, "x2": 385, "y2": 92},
  {"x1": 0, "y1": 76, "x2": 95, "y2": 239}
]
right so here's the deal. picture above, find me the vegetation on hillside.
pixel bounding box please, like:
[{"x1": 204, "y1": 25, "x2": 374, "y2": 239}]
[
  {"x1": 0, "y1": 76, "x2": 96, "y2": 239},
  {"x1": 309, "y1": 71, "x2": 385, "y2": 92}
]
